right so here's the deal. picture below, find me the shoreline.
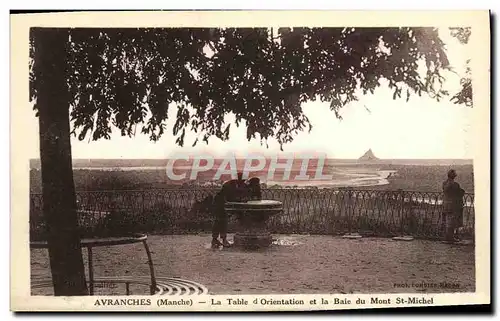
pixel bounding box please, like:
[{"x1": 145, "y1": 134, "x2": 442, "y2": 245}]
[{"x1": 29, "y1": 164, "x2": 475, "y2": 194}]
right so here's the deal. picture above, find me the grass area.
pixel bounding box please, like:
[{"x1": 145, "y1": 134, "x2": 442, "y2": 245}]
[{"x1": 377, "y1": 164, "x2": 474, "y2": 193}]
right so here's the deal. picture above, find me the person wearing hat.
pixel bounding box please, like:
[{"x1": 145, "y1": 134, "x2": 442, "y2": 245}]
[{"x1": 442, "y1": 169, "x2": 465, "y2": 243}]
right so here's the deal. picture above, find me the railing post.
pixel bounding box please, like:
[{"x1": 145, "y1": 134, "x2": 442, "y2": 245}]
[
  {"x1": 393, "y1": 189, "x2": 414, "y2": 241},
  {"x1": 342, "y1": 188, "x2": 350, "y2": 234},
  {"x1": 142, "y1": 191, "x2": 145, "y2": 223},
  {"x1": 342, "y1": 188, "x2": 362, "y2": 239},
  {"x1": 348, "y1": 189, "x2": 352, "y2": 234},
  {"x1": 399, "y1": 189, "x2": 405, "y2": 235}
]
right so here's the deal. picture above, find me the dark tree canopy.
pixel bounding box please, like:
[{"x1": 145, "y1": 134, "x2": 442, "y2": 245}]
[{"x1": 30, "y1": 27, "x2": 468, "y2": 149}]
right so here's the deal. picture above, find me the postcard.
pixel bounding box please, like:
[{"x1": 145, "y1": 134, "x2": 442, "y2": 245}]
[{"x1": 10, "y1": 10, "x2": 490, "y2": 311}]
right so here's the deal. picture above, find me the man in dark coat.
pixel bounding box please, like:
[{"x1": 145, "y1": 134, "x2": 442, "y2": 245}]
[
  {"x1": 442, "y1": 169, "x2": 465, "y2": 243},
  {"x1": 211, "y1": 172, "x2": 247, "y2": 248}
]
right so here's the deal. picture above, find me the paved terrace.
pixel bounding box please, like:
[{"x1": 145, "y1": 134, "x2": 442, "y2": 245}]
[{"x1": 30, "y1": 234, "x2": 475, "y2": 295}]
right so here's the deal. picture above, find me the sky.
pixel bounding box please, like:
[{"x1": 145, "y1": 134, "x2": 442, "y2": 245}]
[{"x1": 27, "y1": 28, "x2": 474, "y2": 160}]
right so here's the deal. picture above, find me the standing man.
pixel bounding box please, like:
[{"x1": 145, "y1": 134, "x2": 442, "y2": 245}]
[
  {"x1": 211, "y1": 172, "x2": 247, "y2": 248},
  {"x1": 442, "y1": 169, "x2": 465, "y2": 243}
]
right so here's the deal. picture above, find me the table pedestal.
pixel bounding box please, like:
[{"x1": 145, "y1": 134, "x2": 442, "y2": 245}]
[
  {"x1": 234, "y1": 213, "x2": 273, "y2": 249},
  {"x1": 225, "y1": 200, "x2": 282, "y2": 249}
]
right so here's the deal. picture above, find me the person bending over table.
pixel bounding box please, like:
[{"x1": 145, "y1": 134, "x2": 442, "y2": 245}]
[{"x1": 211, "y1": 172, "x2": 247, "y2": 248}]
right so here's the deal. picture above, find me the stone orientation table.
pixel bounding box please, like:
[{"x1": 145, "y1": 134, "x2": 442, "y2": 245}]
[{"x1": 224, "y1": 200, "x2": 283, "y2": 249}]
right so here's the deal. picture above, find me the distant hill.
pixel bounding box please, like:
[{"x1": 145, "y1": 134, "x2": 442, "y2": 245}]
[{"x1": 358, "y1": 149, "x2": 379, "y2": 162}]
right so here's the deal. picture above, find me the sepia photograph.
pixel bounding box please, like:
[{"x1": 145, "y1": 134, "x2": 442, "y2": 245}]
[{"x1": 10, "y1": 10, "x2": 490, "y2": 311}]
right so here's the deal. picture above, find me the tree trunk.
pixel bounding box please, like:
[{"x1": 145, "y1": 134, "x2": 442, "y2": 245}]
[{"x1": 33, "y1": 27, "x2": 88, "y2": 296}]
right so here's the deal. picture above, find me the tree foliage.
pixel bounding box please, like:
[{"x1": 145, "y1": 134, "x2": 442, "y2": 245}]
[
  {"x1": 449, "y1": 27, "x2": 472, "y2": 107},
  {"x1": 30, "y1": 27, "x2": 462, "y2": 149}
]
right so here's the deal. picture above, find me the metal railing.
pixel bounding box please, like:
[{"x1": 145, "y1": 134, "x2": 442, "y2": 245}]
[{"x1": 29, "y1": 188, "x2": 475, "y2": 240}]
